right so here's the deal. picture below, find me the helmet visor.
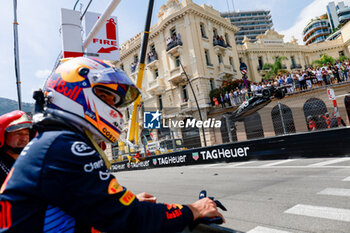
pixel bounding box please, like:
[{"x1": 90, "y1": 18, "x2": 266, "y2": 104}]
[{"x1": 90, "y1": 68, "x2": 140, "y2": 107}]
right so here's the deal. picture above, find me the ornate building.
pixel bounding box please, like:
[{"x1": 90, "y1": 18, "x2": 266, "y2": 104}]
[
  {"x1": 237, "y1": 28, "x2": 349, "y2": 82},
  {"x1": 115, "y1": 0, "x2": 350, "y2": 149},
  {"x1": 115, "y1": 0, "x2": 240, "y2": 148}
]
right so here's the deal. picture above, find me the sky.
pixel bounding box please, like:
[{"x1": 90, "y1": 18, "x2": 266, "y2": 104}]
[{"x1": 1, "y1": 0, "x2": 349, "y2": 103}]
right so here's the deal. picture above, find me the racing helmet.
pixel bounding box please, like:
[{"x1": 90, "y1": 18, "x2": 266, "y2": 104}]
[
  {"x1": 0, "y1": 110, "x2": 33, "y2": 148},
  {"x1": 44, "y1": 57, "x2": 140, "y2": 143},
  {"x1": 325, "y1": 112, "x2": 330, "y2": 117},
  {"x1": 307, "y1": 115, "x2": 313, "y2": 121}
]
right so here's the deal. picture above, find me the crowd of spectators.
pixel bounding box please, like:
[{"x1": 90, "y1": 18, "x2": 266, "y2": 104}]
[
  {"x1": 212, "y1": 60, "x2": 350, "y2": 108},
  {"x1": 262, "y1": 60, "x2": 350, "y2": 93},
  {"x1": 213, "y1": 35, "x2": 230, "y2": 47},
  {"x1": 147, "y1": 49, "x2": 159, "y2": 64},
  {"x1": 166, "y1": 33, "x2": 182, "y2": 51},
  {"x1": 130, "y1": 62, "x2": 138, "y2": 73}
]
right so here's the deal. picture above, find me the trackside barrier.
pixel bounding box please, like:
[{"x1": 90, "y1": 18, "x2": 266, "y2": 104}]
[{"x1": 110, "y1": 127, "x2": 350, "y2": 172}]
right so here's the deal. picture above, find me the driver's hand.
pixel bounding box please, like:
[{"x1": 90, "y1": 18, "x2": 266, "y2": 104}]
[
  {"x1": 136, "y1": 192, "x2": 157, "y2": 203},
  {"x1": 187, "y1": 197, "x2": 225, "y2": 223}
]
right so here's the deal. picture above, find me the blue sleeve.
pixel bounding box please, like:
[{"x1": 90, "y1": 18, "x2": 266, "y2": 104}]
[{"x1": 39, "y1": 132, "x2": 193, "y2": 233}]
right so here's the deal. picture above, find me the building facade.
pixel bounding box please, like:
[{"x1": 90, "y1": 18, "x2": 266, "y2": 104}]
[
  {"x1": 303, "y1": 18, "x2": 331, "y2": 45},
  {"x1": 221, "y1": 10, "x2": 273, "y2": 44},
  {"x1": 115, "y1": 0, "x2": 240, "y2": 148},
  {"x1": 237, "y1": 28, "x2": 350, "y2": 83},
  {"x1": 327, "y1": 1, "x2": 350, "y2": 30},
  {"x1": 114, "y1": 0, "x2": 350, "y2": 150}
]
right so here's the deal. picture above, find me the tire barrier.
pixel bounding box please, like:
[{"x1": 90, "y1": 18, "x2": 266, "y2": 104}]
[{"x1": 111, "y1": 127, "x2": 350, "y2": 172}]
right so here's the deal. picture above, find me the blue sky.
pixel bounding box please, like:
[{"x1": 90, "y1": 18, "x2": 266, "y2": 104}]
[{"x1": 0, "y1": 0, "x2": 348, "y2": 103}]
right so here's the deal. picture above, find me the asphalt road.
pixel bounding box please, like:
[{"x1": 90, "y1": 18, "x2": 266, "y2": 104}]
[{"x1": 114, "y1": 156, "x2": 350, "y2": 233}]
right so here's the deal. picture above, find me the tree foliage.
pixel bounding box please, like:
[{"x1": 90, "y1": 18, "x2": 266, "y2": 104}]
[
  {"x1": 0, "y1": 97, "x2": 34, "y2": 115},
  {"x1": 339, "y1": 55, "x2": 350, "y2": 63},
  {"x1": 312, "y1": 54, "x2": 335, "y2": 66},
  {"x1": 262, "y1": 56, "x2": 288, "y2": 80}
]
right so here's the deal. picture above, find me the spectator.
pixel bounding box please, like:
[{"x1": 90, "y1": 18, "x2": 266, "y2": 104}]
[
  {"x1": 213, "y1": 97, "x2": 219, "y2": 107},
  {"x1": 320, "y1": 112, "x2": 331, "y2": 128},
  {"x1": 316, "y1": 67, "x2": 323, "y2": 87},
  {"x1": 0, "y1": 111, "x2": 34, "y2": 184},
  {"x1": 229, "y1": 90, "x2": 235, "y2": 106},
  {"x1": 321, "y1": 68, "x2": 329, "y2": 85},
  {"x1": 307, "y1": 115, "x2": 317, "y2": 131},
  {"x1": 220, "y1": 94, "x2": 225, "y2": 108},
  {"x1": 341, "y1": 63, "x2": 348, "y2": 81},
  {"x1": 224, "y1": 91, "x2": 230, "y2": 106}
]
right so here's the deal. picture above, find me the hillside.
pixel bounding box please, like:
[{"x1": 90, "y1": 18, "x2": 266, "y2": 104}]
[{"x1": 0, "y1": 97, "x2": 34, "y2": 115}]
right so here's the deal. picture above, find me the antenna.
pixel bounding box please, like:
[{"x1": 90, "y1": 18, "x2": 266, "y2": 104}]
[{"x1": 226, "y1": 0, "x2": 230, "y2": 12}]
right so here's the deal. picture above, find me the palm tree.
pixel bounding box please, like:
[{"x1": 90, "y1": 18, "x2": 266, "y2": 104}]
[
  {"x1": 262, "y1": 56, "x2": 288, "y2": 80},
  {"x1": 312, "y1": 54, "x2": 335, "y2": 67}
]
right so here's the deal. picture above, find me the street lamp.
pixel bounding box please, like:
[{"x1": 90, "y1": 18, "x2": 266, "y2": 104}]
[{"x1": 179, "y1": 61, "x2": 207, "y2": 147}]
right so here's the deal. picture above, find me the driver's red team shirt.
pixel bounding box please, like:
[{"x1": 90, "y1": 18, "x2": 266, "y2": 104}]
[{"x1": 0, "y1": 130, "x2": 193, "y2": 233}]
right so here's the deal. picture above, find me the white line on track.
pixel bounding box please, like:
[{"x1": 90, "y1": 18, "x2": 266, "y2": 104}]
[
  {"x1": 307, "y1": 158, "x2": 350, "y2": 167},
  {"x1": 259, "y1": 159, "x2": 299, "y2": 167},
  {"x1": 247, "y1": 226, "x2": 292, "y2": 233},
  {"x1": 317, "y1": 188, "x2": 350, "y2": 197},
  {"x1": 224, "y1": 161, "x2": 255, "y2": 167},
  {"x1": 285, "y1": 204, "x2": 350, "y2": 222},
  {"x1": 343, "y1": 176, "x2": 350, "y2": 181}
]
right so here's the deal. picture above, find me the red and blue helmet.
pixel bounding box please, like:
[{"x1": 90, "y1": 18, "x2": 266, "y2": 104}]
[{"x1": 44, "y1": 57, "x2": 140, "y2": 143}]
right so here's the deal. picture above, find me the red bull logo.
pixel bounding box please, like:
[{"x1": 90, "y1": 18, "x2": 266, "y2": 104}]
[{"x1": 47, "y1": 76, "x2": 82, "y2": 101}]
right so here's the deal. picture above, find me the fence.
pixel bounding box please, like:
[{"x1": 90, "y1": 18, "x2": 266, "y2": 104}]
[{"x1": 218, "y1": 82, "x2": 350, "y2": 144}]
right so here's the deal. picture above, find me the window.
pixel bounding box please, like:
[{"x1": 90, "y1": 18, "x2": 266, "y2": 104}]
[
  {"x1": 120, "y1": 64, "x2": 124, "y2": 71},
  {"x1": 213, "y1": 28, "x2": 218, "y2": 37},
  {"x1": 339, "y1": 50, "x2": 345, "y2": 57},
  {"x1": 217, "y1": 54, "x2": 222, "y2": 64},
  {"x1": 200, "y1": 23, "x2": 207, "y2": 38},
  {"x1": 154, "y1": 69, "x2": 159, "y2": 79},
  {"x1": 210, "y1": 80, "x2": 214, "y2": 91},
  {"x1": 239, "y1": 57, "x2": 243, "y2": 64},
  {"x1": 229, "y1": 57, "x2": 234, "y2": 66},
  {"x1": 134, "y1": 55, "x2": 139, "y2": 63},
  {"x1": 175, "y1": 56, "x2": 181, "y2": 67},
  {"x1": 291, "y1": 56, "x2": 296, "y2": 66},
  {"x1": 205, "y1": 50, "x2": 211, "y2": 66},
  {"x1": 150, "y1": 44, "x2": 155, "y2": 51},
  {"x1": 170, "y1": 28, "x2": 177, "y2": 37},
  {"x1": 258, "y1": 56, "x2": 263, "y2": 69},
  {"x1": 158, "y1": 95, "x2": 163, "y2": 110},
  {"x1": 182, "y1": 85, "x2": 188, "y2": 102}
]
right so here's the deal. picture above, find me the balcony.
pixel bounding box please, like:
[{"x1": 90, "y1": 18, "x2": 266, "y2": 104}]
[
  {"x1": 166, "y1": 39, "x2": 183, "y2": 56},
  {"x1": 213, "y1": 38, "x2": 227, "y2": 48},
  {"x1": 147, "y1": 59, "x2": 159, "y2": 70},
  {"x1": 130, "y1": 62, "x2": 138, "y2": 74},
  {"x1": 180, "y1": 101, "x2": 192, "y2": 112},
  {"x1": 217, "y1": 63, "x2": 234, "y2": 80},
  {"x1": 147, "y1": 78, "x2": 165, "y2": 96},
  {"x1": 168, "y1": 67, "x2": 185, "y2": 85}
]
